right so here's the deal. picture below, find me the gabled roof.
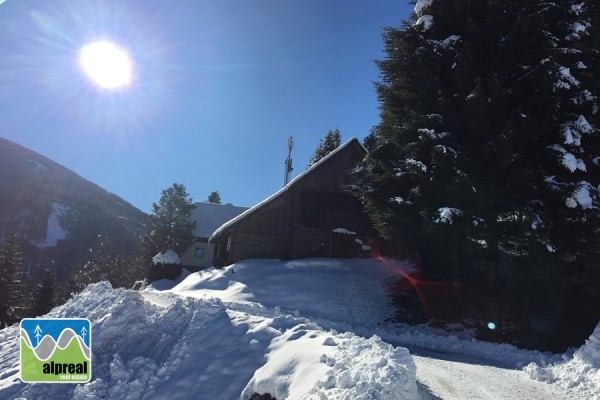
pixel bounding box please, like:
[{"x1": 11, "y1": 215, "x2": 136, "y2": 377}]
[
  {"x1": 190, "y1": 202, "x2": 248, "y2": 238},
  {"x1": 210, "y1": 137, "x2": 366, "y2": 241}
]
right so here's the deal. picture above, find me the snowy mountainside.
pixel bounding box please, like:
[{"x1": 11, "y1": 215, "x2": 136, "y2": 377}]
[{"x1": 0, "y1": 137, "x2": 145, "y2": 275}]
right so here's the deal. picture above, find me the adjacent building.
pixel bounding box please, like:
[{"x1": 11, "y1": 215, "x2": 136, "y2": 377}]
[{"x1": 180, "y1": 202, "x2": 248, "y2": 271}]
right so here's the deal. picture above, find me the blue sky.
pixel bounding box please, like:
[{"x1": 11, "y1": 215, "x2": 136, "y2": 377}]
[{"x1": 0, "y1": 0, "x2": 413, "y2": 213}]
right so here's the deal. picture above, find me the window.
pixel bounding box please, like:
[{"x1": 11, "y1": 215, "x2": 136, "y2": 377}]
[{"x1": 194, "y1": 247, "x2": 204, "y2": 258}]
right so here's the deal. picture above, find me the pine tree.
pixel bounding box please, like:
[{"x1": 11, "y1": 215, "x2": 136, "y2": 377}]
[
  {"x1": 308, "y1": 129, "x2": 342, "y2": 167},
  {"x1": 141, "y1": 183, "x2": 196, "y2": 264},
  {"x1": 534, "y1": 1, "x2": 600, "y2": 296},
  {"x1": 354, "y1": 0, "x2": 599, "y2": 291},
  {"x1": 0, "y1": 235, "x2": 23, "y2": 328},
  {"x1": 33, "y1": 267, "x2": 56, "y2": 317},
  {"x1": 207, "y1": 191, "x2": 222, "y2": 204}
]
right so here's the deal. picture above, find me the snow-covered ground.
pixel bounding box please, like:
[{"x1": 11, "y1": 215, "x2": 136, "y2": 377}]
[{"x1": 0, "y1": 258, "x2": 597, "y2": 399}]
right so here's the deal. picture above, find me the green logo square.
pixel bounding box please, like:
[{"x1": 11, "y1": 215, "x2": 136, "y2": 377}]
[{"x1": 20, "y1": 318, "x2": 91, "y2": 383}]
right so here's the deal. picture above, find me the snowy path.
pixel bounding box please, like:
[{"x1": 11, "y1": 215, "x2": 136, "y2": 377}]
[{"x1": 406, "y1": 347, "x2": 568, "y2": 400}]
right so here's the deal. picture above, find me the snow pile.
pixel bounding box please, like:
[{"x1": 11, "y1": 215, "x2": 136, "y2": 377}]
[
  {"x1": 0, "y1": 259, "x2": 418, "y2": 400},
  {"x1": 374, "y1": 322, "x2": 562, "y2": 369},
  {"x1": 1, "y1": 283, "x2": 256, "y2": 399},
  {"x1": 152, "y1": 249, "x2": 180, "y2": 265},
  {"x1": 525, "y1": 322, "x2": 600, "y2": 400},
  {"x1": 311, "y1": 334, "x2": 416, "y2": 399},
  {"x1": 242, "y1": 326, "x2": 417, "y2": 400}
]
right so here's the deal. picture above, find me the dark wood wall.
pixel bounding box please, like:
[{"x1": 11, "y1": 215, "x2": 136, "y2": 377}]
[{"x1": 213, "y1": 140, "x2": 375, "y2": 267}]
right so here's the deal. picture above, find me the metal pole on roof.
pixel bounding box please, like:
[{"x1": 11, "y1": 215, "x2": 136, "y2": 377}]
[{"x1": 283, "y1": 136, "x2": 294, "y2": 186}]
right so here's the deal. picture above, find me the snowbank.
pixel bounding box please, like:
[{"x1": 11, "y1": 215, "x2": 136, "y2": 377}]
[
  {"x1": 2, "y1": 282, "x2": 255, "y2": 400},
  {"x1": 0, "y1": 257, "x2": 596, "y2": 399},
  {"x1": 525, "y1": 322, "x2": 600, "y2": 400},
  {"x1": 169, "y1": 258, "x2": 414, "y2": 327},
  {"x1": 0, "y1": 268, "x2": 417, "y2": 399},
  {"x1": 242, "y1": 326, "x2": 416, "y2": 400}
]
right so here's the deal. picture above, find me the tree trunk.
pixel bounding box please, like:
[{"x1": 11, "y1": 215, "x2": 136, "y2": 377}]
[
  {"x1": 451, "y1": 234, "x2": 466, "y2": 292},
  {"x1": 485, "y1": 213, "x2": 499, "y2": 291}
]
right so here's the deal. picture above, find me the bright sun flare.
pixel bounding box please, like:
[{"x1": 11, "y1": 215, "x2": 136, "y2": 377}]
[{"x1": 79, "y1": 41, "x2": 133, "y2": 89}]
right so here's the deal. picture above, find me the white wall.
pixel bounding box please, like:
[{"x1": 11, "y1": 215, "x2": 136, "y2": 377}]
[{"x1": 180, "y1": 239, "x2": 215, "y2": 271}]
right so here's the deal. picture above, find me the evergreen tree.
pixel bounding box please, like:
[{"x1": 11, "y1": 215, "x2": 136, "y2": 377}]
[
  {"x1": 353, "y1": 0, "x2": 599, "y2": 295},
  {"x1": 33, "y1": 267, "x2": 56, "y2": 317},
  {"x1": 0, "y1": 235, "x2": 23, "y2": 328},
  {"x1": 141, "y1": 183, "x2": 196, "y2": 264},
  {"x1": 207, "y1": 191, "x2": 222, "y2": 204},
  {"x1": 53, "y1": 234, "x2": 147, "y2": 302},
  {"x1": 308, "y1": 129, "x2": 342, "y2": 167},
  {"x1": 535, "y1": 1, "x2": 600, "y2": 297}
]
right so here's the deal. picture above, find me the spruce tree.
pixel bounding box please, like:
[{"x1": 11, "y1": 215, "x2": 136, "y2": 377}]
[
  {"x1": 0, "y1": 235, "x2": 23, "y2": 328},
  {"x1": 535, "y1": 1, "x2": 600, "y2": 298},
  {"x1": 141, "y1": 183, "x2": 196, "y2": 264},
  {"x1": 308, "y1": 129, "x2": 342, "y2": 167},
  {"x1": 33, "y1": 267, "x2": 56, "y2": 317},
  {"x1": 354, "y1": 0, "x2": 598, "y2": 294},
  {"x1": 207, "y1": 191, "x2": 222, "y2": 204}
]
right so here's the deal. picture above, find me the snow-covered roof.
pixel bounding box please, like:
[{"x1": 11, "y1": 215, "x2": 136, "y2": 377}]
[
  {"x1": 152, "y1": 250, "x2": 181, "y2": 265},
  {"x1": 190, "y1": 202, "x2": 249, "y2": 238},
  {"x1": 210, "y1": 137, "x2": 366, "y2": 241}
]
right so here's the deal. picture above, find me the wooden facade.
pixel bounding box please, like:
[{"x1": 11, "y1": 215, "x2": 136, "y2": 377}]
[{"x1": 211, "y1": 138, "x2": 377, "y2": 267}]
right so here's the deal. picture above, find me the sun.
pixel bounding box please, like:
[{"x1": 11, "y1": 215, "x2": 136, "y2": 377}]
[{"x1": 79, "y1": 41, "x2": 133, "y2": 89}]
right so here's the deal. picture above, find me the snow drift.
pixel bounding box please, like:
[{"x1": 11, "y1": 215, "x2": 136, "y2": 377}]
[
  {"x1": 525, "y1": 322, "x2": 600, "y2": 400},
  {"x1": 0, "y1": 258, "x2": 418, "y2": 400},
  {"x1": 0, "y1": 257, "x2": 597, "y2": 399}
]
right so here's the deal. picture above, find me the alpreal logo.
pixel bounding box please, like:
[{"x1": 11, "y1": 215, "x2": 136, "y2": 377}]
[{"x1": 20, "y1": 318, "x2": 91, "y2": 383}]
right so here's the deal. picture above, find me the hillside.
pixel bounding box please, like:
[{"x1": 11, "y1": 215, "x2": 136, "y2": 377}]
[{"x1": 0, "y1": 137, "x2": 146, "y2": 278}]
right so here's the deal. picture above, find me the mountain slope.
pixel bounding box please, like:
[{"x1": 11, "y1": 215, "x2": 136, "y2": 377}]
[{"x1": 0, "y1": 137, "x2": 146, "y2": 277}]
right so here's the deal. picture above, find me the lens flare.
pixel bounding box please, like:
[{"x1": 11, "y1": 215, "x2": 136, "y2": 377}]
[{"x1": 79, "y1": 41, "x2": 133, "y2": 89}]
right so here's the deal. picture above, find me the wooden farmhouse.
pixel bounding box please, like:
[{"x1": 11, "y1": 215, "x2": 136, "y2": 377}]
[{"x1": 210, "y1": 138, "x2": 377, "y2": 267}]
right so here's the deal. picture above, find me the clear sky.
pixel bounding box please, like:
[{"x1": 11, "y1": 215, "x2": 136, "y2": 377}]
[{"x1": 0, "y1": 0, "x2": 413, "y2": 213}]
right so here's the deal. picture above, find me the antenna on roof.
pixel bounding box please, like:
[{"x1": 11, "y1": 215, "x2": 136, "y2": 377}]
[{"x1": 283, "y1": 136, "x2": 294, "y2": 186}]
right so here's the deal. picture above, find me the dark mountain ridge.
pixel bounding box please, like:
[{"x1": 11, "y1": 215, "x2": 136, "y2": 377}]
[{"x1": 0, "y1": 137, "x2": 146, "y2": 279}]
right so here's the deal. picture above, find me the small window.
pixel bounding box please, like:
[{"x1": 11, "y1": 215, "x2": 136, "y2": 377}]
[{"x1": 194, "y1": 247, "x2": 204, "y2": 258}]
